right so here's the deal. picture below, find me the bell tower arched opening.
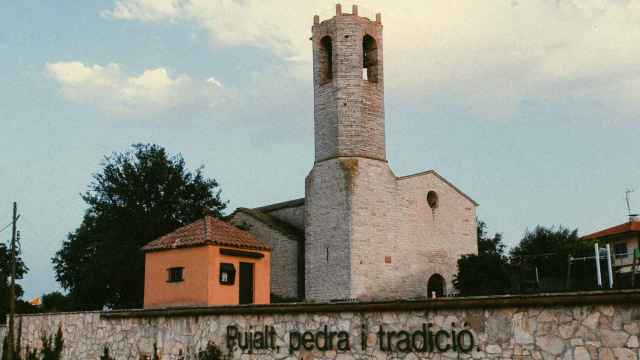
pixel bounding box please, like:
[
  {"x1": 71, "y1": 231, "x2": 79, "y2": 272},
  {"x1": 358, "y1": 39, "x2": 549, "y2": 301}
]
[
  {"x1": 319, "y1": 36, "x2": 333, "y2": 85},
  {"x1": 362, "y1": 34, "x2": 379, "y2": 82}
]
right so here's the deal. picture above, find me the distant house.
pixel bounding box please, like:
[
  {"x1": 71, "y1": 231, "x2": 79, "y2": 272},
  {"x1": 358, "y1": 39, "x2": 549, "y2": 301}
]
[
  {"x1": 29, "y1": 297, "x2": 42, "y2": 307},
  {"x1": 581, "y1": 218, "x2": 640, "y2": 274},
  {"x1": 142, "y1": 215, "x2": 271, "y2": 309}
]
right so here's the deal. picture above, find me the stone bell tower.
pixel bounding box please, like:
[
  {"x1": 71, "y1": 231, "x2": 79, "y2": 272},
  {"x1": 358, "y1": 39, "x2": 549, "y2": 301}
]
[
  {"x1": 305, "y1": 4, "x2": 398, "y2": 302},
  {"x1": 312, "y1": 4, "x2": 385, "y2": 162}
]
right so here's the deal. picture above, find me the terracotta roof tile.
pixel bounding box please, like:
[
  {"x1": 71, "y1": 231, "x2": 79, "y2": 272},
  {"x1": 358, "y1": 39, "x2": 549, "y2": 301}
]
[
  {"x1": 581, "y1": 221, "x2": 640, "y2": 240},
  {"x1": 142, "y1": 215, "x2": 271, "y2": 252}
]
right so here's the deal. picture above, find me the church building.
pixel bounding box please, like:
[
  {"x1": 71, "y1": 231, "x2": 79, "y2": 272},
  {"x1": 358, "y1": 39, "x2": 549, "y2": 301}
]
[{"x1": 229, "y1": 5, "x2": 478, "y2": 303}]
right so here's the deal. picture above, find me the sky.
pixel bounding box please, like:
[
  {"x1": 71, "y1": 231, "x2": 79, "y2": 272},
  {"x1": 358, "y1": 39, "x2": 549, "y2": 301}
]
[{"x1": 1, "y1": 0, "x2": 639, "y2": 299}]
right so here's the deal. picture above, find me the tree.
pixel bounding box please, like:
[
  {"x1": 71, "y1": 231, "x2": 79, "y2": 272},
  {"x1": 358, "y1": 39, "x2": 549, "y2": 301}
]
[
  {"x1": 40, "y1": 292, "x2": 72, "y2": 313},
  {"x1": 510, "y1": 225, "x2": 591, "y2": 291},
  {"x1": 454, "y1": 221, "x2": 512, "y2": 296},
  {"x1": 52, "y1": 144, "x2": 227, "y2": 309},
  {"x1": 0, "y1": 242, "x2": 28, "y2": 324}
]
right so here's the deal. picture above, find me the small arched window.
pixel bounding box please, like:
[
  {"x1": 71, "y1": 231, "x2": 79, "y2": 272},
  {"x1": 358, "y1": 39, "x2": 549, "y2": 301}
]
[
  {"x1": 427, "y1": 191, "x2": 439, "y2": 210},
  {"x1": 362, "y1": 35, "x2": 378, "y2": 82},
  {"x1": 319, "y1": 36, "x2": 333, "y2": 85}
]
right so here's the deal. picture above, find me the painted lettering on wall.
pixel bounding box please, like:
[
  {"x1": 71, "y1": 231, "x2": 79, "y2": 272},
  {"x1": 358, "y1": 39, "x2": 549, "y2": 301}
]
[{"x1": 225, "y1": 323, "x2": 475, "y2": 355}]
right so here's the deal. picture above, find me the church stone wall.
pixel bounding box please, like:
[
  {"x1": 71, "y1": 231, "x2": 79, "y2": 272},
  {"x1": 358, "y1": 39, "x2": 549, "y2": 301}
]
[
  {"x1": 0, "y1": 325, "x2": 5, "y2": 354},
  {"x1": 349, "y1": 158, "x2": 402, "y2": 300},
  {"x1": 230, "y1": 212, "x2": 300, "y2": 300},
  {"x1": 349, "y1": 168, "x2": 477, "y2": 300},
  {"x1": 2, "y1": 292, "x2": 639, "y2": 359},
  {"x1": 396, "y1": 172, "x2": 478, "y2": 295},
  {"x1": 305, "y1": 159, "x2": 353, "y2": 302},
  {"x1": 264, "y1": 204, "x2": 305, "y2": 231}
]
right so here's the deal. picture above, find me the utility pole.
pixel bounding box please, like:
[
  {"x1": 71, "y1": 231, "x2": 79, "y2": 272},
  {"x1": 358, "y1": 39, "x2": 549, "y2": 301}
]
[
  {"x1": 595, "y1": 243, "x2": 602, "y2": 288},
  {"x1": 7, "y1": 202, "x2": 18, "y2": 360},
  {"x1": 626, "y1": 189, "x2": 638, "y2": 221}
]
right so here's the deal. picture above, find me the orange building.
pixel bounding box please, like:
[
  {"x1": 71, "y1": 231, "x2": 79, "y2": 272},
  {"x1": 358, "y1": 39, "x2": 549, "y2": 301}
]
[{"x1": 142, "y1": 215, "x2": 271, "y2": 308}]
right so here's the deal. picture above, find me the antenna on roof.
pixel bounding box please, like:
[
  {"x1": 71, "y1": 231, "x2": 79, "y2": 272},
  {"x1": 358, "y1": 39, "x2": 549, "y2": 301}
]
[{"x1": 625, "y1": 189, "x2": 638, "y2": 221}]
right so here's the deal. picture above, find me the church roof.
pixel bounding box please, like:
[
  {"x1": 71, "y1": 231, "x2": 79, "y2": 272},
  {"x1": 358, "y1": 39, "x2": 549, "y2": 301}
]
[
  {"x1": 254, "y1": 198, "x2": 304, "y2": 212},
  {"x1": 396, "y1": 169, "x2": 479, "y2": 206},
  {"x1": 230, "y1": 207, "x2": 305, "y2": 242},
  {"x1": 581, "y1": 220, "x2": 640, "y2": 241},
  {"x1": 142, "y1": 215, "x2": 271, "y2": 252}
]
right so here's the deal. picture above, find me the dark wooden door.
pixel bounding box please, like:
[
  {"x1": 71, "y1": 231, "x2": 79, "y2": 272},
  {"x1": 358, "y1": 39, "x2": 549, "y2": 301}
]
[
  {"x1": 239, "y1": 262, "x2": 254, "y2": 304},
  {"x1": 427, "y1": 274, "x2": 445, "y2": 298}
]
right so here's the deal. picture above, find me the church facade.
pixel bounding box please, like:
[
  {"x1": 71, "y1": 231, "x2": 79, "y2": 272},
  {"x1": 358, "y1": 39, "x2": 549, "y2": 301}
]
[{"x1": 229, "y1": 5, "x2": 477, "y2": 303}]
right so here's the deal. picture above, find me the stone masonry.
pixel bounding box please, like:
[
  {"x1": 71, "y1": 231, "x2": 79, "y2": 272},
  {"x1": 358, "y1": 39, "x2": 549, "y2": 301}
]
[
  {"x1": 230, "y1": 210, "x2": 301, "y2": 300},
  {"x1": 1, "y1": 291, "x2": 639, "y2": 359},
  {"x1": 305, "y1": 5, "x2": 477, "y2": 302}
]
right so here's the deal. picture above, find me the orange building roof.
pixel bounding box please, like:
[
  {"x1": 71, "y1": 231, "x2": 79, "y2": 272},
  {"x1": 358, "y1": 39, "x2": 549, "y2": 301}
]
[
  {"x1": 29, "y1": 296, "x2": 42, "y2": 306},
  {"x1": 142, "y1": 215, "x2": 271, "y2": 252},
  {"x1": 581, "y1": 221, "x2": 640, "y2": 240}
]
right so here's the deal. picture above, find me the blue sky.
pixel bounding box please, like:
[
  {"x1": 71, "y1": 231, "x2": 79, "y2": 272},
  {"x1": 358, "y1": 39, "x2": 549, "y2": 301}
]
[{"x1": 1, "y1": 1, "x2": 639, "y2": 299}]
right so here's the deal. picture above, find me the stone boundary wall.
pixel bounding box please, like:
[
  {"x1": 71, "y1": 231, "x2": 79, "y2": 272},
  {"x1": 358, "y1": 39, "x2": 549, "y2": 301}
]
[
  {"x1": 1, "y1": 290, "x2": 639, "y2": 359},
  {"x1": 0, "y1": 324, "x2": 8, "y2": 354}
]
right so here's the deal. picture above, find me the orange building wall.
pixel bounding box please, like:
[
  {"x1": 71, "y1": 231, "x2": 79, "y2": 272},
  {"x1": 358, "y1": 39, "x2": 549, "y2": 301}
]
[
  {"x1": 144, "y1": 246, "x2": 211, "y2": 308},
  {"x1": 144, "y1": 245, "x2": 270, "y2": 308},
  {"x1": 209, "y1": 246, "x2": 271, "y2": 305}
]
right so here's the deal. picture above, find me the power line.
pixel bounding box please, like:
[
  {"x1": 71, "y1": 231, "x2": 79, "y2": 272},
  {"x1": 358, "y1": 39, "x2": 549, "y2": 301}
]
[{"x1": 0, "y1": 221, "x2": 13, "y2": 233}]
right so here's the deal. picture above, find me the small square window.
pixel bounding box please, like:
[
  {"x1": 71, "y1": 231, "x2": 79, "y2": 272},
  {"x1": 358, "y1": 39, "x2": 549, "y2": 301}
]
[
  {"x1": 220, "y1": 263, "x2": 236, "y2": 285},
  {"x1": 167, "y1": 267, "x2": 184, "y2": 282}
]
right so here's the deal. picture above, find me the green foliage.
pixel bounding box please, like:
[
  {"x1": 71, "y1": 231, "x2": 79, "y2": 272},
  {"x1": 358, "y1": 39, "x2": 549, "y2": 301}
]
[
  {"x1": 510, "y1": 225, "x2": 591, "y2": 292},
  {"x1": 24, "y1": 348, "x2": 39, "y2": 360},
  {"x1": 2, "y1": 324, "x2": 62, "y2": 360},
  {"x1": 454, "y1": 221, "x2": 512, "y2": 296},
  {"x1": 2, "y1": 335, "x2": 8, "y2": 360},
  {"x1": 196, "y1": 341, "x2": 223, "y2": 360},
  {"x1": 52, "y1": 144, "x2": 228, "y2": 310},
  {"x1": 40, "y1": 292, "x2": 72, "y2": 313},
  {"x1": 40, "y1": 325, "x2": 63, "y2": 360},
  {"x1": 0, "y1": 242, "x2": 28, "y2": 323},
  {"x1": 99, "y1": 347, "x2": 114, "y2": 360},
  {"x1": 233, "y1": 222, "x2": 252, "y2": 231},
  {"x1": 1, "y1": 320, "x2": 23, "y2": 360},
  {"x1": 455, "y1": 222, "x2": 594, "y2": 296}
]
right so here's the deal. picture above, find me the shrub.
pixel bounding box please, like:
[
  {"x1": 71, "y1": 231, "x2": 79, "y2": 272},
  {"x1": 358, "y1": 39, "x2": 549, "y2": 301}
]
[
  {"x1": 99, "y1": 347, "x2": 114, "y2": 360},
  {"x1": 196, "y1": 341, "x2": 223, "y2": 360}
]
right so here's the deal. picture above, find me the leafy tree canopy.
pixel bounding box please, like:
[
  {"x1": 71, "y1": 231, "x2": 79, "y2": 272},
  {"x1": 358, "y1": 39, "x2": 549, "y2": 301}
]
[
  {"x1": 454, "y1": 221, "x2": 511, "y2": 296},
  {"x1": 52, "y1": 144, "x2": 227, "y2": 310},
  {"x1": 40, "y1": 291, "x2": 72, "y2": 313},
  {"x1": 510, "y1": 225, "x2": 591, "y2": 278},
  {"x1": 0, "y1": 241, "x2": 28, "y2": 323}
]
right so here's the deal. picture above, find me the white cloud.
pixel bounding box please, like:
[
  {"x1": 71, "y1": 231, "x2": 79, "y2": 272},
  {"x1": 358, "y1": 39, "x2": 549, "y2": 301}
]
[
  {"x1": 206, "y1": 77, "x2": 223, "y2": 88},
  {"x1": 45, "y1": 61, "x2": 228, "y2": 116},
  {"x1": 102, "y1": 0, "x2": 640, "y2": 120}
]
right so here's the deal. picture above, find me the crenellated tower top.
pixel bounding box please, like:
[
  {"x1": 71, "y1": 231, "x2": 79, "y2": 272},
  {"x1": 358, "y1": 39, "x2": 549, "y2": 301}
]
[{"x1": 311, "y1": 4, "x2": 386, "y2": 163}]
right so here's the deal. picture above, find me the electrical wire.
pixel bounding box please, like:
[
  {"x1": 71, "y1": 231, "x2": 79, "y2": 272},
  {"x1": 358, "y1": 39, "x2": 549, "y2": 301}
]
[{"x1": 0, "y1": 221, "x2": 13, "y2": 234}]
